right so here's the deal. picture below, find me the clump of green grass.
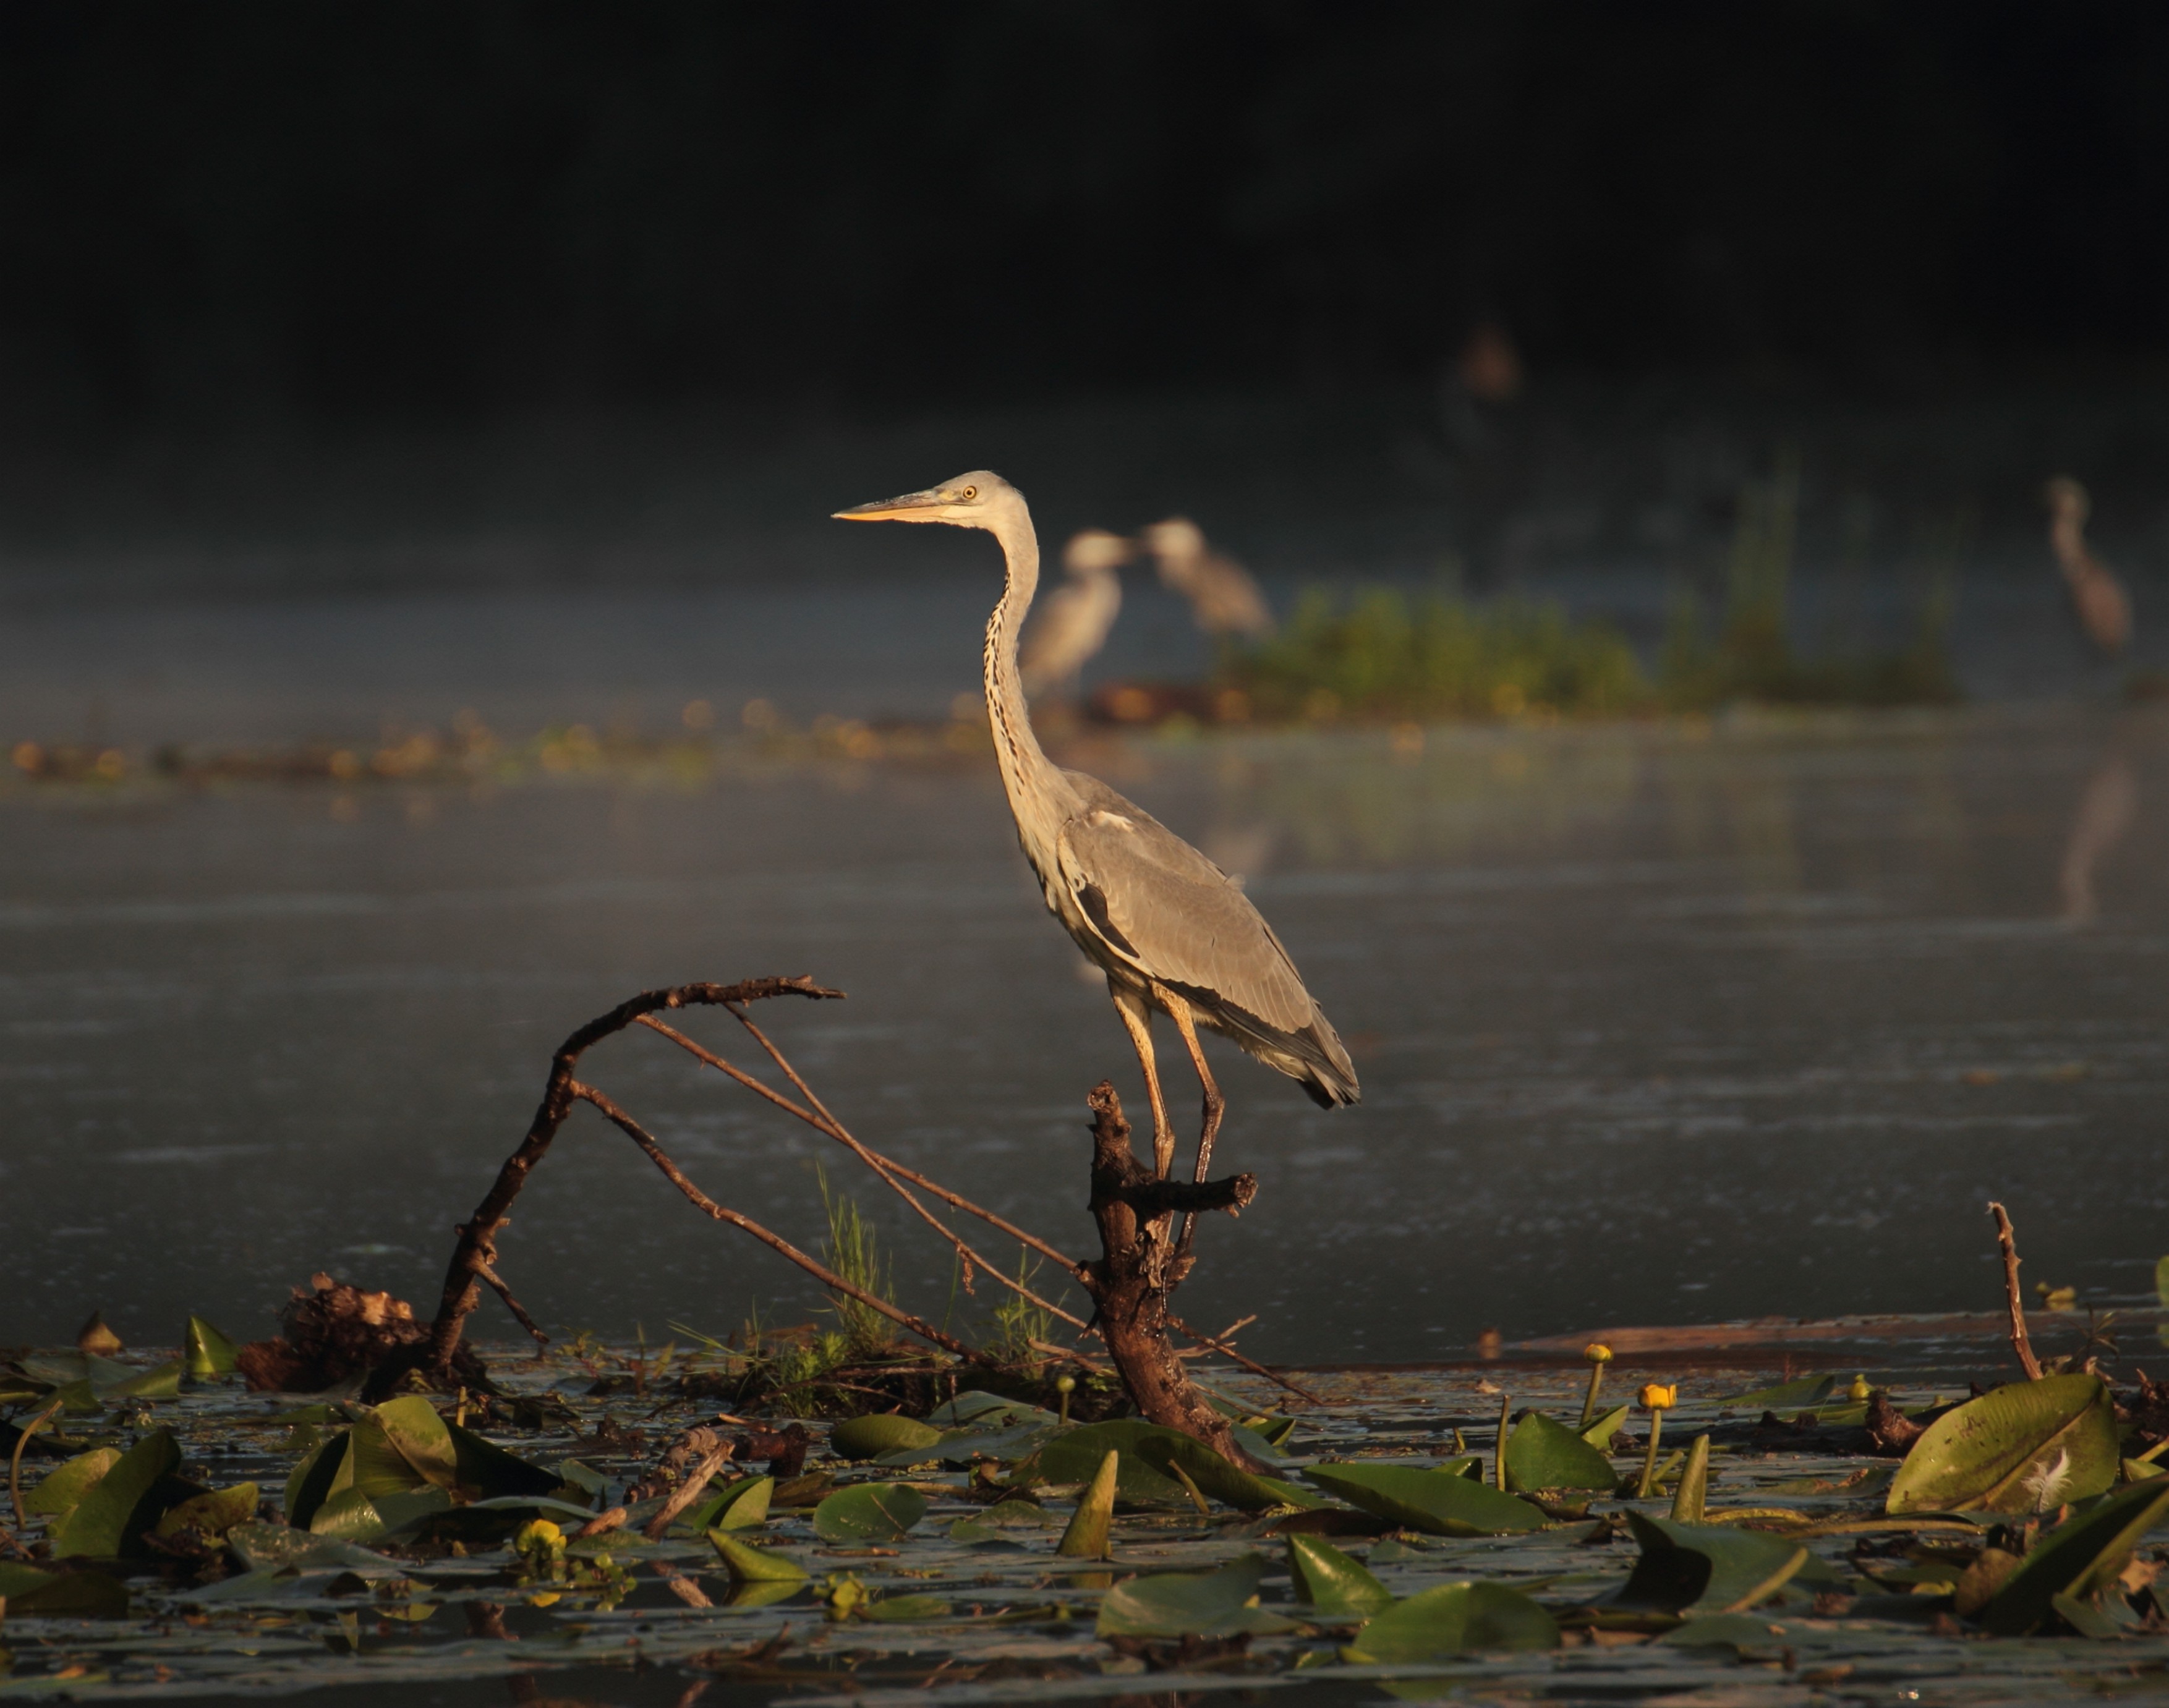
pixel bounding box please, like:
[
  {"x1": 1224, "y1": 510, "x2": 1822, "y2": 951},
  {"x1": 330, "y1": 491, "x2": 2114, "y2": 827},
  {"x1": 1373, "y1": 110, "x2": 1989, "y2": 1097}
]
[
  {"x1": 1220, "y1": 586, "x2": 1653, "y2": 722},
  {"x1": 983, "y1": 1252, "x2": 1055, "y2": 1368},
  {"x1": 1217, "y1": 459, "x2": 1962, "y2": 724},
  {"x1": 815, "y1": 1163, "x2": 898, "y2": 1359}
]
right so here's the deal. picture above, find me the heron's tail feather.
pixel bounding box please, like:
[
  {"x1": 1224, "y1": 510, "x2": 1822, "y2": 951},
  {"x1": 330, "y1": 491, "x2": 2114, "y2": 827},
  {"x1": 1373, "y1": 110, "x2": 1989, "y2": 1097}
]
[{"x1": 1187, "y1": 986, "x2": 1360, "y2": 1108}]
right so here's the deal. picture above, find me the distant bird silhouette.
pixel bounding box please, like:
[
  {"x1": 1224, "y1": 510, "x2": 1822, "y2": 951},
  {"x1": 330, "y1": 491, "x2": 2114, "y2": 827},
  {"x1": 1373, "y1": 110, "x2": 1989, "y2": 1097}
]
[
  {"x1": 1021, "y1": 529, "x2": 1132, "y2": 699},
  {"x1": 2045, "y1": 477, "x2": 2133, "y2": 658},
  {"x1": 1141, "y1": 518, "x2": 1275, "y2": 640}
]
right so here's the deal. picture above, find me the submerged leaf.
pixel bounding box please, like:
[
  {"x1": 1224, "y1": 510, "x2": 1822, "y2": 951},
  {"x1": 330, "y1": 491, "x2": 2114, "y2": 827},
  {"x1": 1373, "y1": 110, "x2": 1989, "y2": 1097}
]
[
  {"x1": 1504, "y1": 1411, "x2": 1619, "y2": 1493},
  {"x1": 1341, "y1": 1581, "x2": 1560, "y2": 1660},
  {"x1": 831, "y1": 1413, "x2": 945, "y2": 1462},
  {"x1": 1304, "y1": 1461, "x2": 1546, "y2": 1536},
  {"x1": 1286, "y1": 1533, "x2": 1392, "y2": 1618},
  {"x1": 1886, "y1": 1374, "x2": 2118, "y2": 1515},
  {"x1": 1095, "y1": 1553, "x2": 1295, "y2": 1638},
  {"x1": 812, "y1": 1482, "x2": 927, "y2": 1542},
  {"x1": 1975, "y1": 1481, "x2": 2169, "y2": 1635},
  {"x1": 1616, "y1": 1511, "x2": 1808, "y2": 1615}
]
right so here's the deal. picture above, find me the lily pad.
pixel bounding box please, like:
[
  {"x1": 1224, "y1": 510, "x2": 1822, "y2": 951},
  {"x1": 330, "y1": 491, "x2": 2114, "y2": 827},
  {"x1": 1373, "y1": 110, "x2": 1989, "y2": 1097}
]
[
  {"x1": 1615, "y1": 1512, "x2": 1809, "y2": 1615},
  {"x1": 1503, "y1": 1410, "x2": 1619, "y2": 1493},
  {"x1": 151, "y1": 1482, "x2": 259, "y2": 1540},
  {"x1": 1886, "y1": 1374, "x2": 2119, "y2": 1515},
  {"x1": 1286, "y1": 1533, "x2": 1392, "y2": 1618},
  {"x1": 864, "y1": 1593, "x2": 953, "y2": 1621},
  {"x1": 812, "y1": 1481, "x2": 927, "y2": 1542},
  {"x1": 1341, "y1": 1581, "x2": 1560, "y2": 1660},
  {"x1": 1303, "y1": 1461, "x2": 1546, "y2": 1536},
  {"x1": 832, "y1": 1413, "x2": 945, "y2": 1461},
  {"x1": 1716, "y1": 1374, "x2": 1838, "y2": 1411},
  {"x1": 926, "y1": 1390, "x2": 1057, "y2": 1429},
  {"x1": 1131, "y1": 1424, "x2": 1322, "y2": 1511},
  {"x1": 685, "y1": 1474, "x2": 773, "y2": 1532},
  {"x1": 20, "y1": 1448, "x2": 122, "y2": 1518},
  {"x1": 0, "y1": 1562, "x2": 130, "y2": 1618},
  {"x1": 184, "y1": 1315, "x2": 241, "y2": 1377},
  {"x1": 952, "y1": 1500, "x2": 1058, "y2": 1544},
  {"x1": 1580, "y1": 1404, "x2": 1629, "y2": 1448},
  {"x1": 1016, "y1": 1421, "x2": 1194, "y2": 1507},
  {"x1": 1095, "y1": 1553, "x2": 1297, "y2": 1638},
  {"x1": 52, "y1": 1427, "x2": 181, "y2": 1558},
  {"x1": 1975, "y1": 1479, "x2": 2169, "y2": 1635},
  {"x1": 709, "y1": 1531, "x2": 809, "y2": 1584}
]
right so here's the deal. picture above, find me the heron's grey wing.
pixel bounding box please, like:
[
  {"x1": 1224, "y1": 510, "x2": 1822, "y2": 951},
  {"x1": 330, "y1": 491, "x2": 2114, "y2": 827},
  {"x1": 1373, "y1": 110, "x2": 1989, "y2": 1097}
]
[{"x1": 1053, "y1": 775, "x2": 1316, "y2": 1034}]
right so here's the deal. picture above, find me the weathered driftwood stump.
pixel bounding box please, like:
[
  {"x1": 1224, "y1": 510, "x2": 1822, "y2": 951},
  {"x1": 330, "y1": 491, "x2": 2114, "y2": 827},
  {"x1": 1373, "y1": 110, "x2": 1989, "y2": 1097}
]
[{"x1": 1078, "y1": 1081, "x2": 1268, "y2": 1471}]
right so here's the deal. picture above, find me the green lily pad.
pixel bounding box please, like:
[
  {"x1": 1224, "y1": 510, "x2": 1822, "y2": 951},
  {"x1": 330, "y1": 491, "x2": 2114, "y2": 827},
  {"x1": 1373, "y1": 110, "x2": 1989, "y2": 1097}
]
[
  {"x1": 51, "y1": 1427, "x2": 181, "y2": 1558},
  {"x1": 1715, "y1": 1375, "x2": 1838, "y2": 1411},
  {"x1": 1886, "y1": 1374, "x2": 2119, "y2": 1515},
  {"x1": 1286, "y1": 1533, "x2": 1392, "y2": 1618},
  {"x1": 685, "y1": 1474, "x2": 773, "y2": 1532},
  {"x1": 1096, "y1": 1553, "x2": 1297, "y2": 1638},
  {"x1": 926, "y1": 1391, "x2": 1057, "y2": 1429},
  {"x1": 1503, "y1": 1410, "x2": 1619, "y2": 1493},
  {"x1": 864, "y1": 1593, "x2": 953, "y2": 1621},
  {"x1": 1303, "y1": 1461, "x2": 1546, "y2": 1536},
  {"x1": 1657, "y1": 1612, "x2": 1788, "y2": 1648},
  {"x1": 952, "y1": 1499, "x2": 1057, "y2": 1544},
  {"x1": 1975, "y1": 1480, "x2": 2169, "y2": 1635},
  {"x1": 1580, "y1": 1404, "x2": 1629, "y2": 1448},
  {"x1": 309, "y1": 1484, "x2": 454, "y2": 1542},
  {"x1": 283, "y1": 1429, "x2": 351, "y2": 1528},
  {"x1": 0, "y1": 1562, "x2": 130, "y2": 1618},
  {"x1": 1616, "y1": 1511, "x2": 1808, "y2": 1615},
  {"x1": 20, "y1": 1448, "x2": 121, "y2": 1518},
  {"x1": 184, "y1": 1315, "x2": 242, "y2": 1377},
  {"x1": 151, "y1": 1482, "x2": 259, "y2": 1540},
  {"x1": 1016, "y1": 1421, "x2": 1194, "y2": 1506},
  {"x1": 812, "y1": 1481, "x2": 927, "y2": 1542},
  {"x1": 1131, "y1": 1424, "x2": 1321, "y2": 1511},
  {"x1": 709, "y1": 1531, "x2": 809, "y2": 1584},
  {"x1": 832, "y1": 1413, "x2": 945, "y2": 1461},
  {"x1": 1341, "y1": 1581, "x2": 1560, "y2": 1660}
]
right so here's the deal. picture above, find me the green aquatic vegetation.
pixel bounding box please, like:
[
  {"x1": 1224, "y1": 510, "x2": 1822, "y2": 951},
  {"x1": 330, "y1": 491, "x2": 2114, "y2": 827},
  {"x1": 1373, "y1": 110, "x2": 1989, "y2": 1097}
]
[
  {"x1": 1221, "y1": 585, "x2": 1653, "y2": 723},
  {"x1": 814, "y1": 1165, "x2": 897, "y2": 1358},
  {"x1": 1502, "y1": 1408, "x2": 1619, "y2": 1494},
  {"x1": 1615, "y1": 1512, "x2": 1810, "y2": 1615},
  {"x1": 1340, "y1": 1579, "x2": 1561, "y2": 1660},
  {"x1": 1885, "y1": 1374, "x2": 2120, "y2": 1515}
]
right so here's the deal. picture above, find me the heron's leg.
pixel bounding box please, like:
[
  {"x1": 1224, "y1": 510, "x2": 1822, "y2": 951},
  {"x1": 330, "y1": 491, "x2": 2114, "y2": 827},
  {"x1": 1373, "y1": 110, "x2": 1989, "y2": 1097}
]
[
  {"x1": 1154, "y1": 985, "x2": 1224, "y2": 1184},
  {"x1": 1110, "y1": 982, "x2": 1176, "y2": 1176}
]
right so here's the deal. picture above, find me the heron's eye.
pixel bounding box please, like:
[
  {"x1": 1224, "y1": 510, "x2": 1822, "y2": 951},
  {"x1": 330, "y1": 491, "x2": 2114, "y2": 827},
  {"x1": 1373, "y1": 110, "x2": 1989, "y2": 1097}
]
[{"x1": 958, "y1": 485, "x2": 977, "y2": 501}]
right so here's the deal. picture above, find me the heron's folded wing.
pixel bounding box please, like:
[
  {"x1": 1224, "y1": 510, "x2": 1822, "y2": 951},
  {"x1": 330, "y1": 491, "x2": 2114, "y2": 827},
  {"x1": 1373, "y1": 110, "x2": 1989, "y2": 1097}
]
[{"x1": 1054, "y1": 798, "x2": 1316, "y2": 1035}]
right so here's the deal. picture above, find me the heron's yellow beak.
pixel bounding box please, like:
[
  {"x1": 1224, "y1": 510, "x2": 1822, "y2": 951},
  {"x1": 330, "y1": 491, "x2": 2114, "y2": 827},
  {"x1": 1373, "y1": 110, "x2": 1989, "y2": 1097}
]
[{"x1": 833, "y1": 488, "x2": 947, "y2": 522}]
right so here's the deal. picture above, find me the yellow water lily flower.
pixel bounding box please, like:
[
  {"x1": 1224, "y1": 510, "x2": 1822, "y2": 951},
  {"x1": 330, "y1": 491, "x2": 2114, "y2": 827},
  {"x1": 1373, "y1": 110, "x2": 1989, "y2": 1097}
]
[
  {"x1": 1583, "y1": 1343, "x2": 1614, "y2": 1364},
  {"x1": 1638, "y1": 1383, "x2": 1677, "y2": 1411}
]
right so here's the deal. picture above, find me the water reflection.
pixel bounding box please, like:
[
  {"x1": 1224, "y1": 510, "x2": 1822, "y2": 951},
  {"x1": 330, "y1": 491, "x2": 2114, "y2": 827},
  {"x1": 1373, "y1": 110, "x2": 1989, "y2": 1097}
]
[{"x1": 1, "y1": 710, "x2": 2164, "y2": 1361}]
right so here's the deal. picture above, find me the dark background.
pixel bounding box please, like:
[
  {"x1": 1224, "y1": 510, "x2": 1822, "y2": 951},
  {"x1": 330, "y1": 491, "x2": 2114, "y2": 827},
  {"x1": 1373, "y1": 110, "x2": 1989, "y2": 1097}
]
[{"x1": 6, "y1": 0, "x2": 2168, "y2": 444}]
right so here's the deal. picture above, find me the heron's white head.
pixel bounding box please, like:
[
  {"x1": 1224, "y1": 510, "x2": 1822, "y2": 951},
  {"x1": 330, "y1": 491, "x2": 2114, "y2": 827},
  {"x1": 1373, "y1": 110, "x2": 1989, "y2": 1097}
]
[
  {"x1": 1141, "y1": 517, "x2": 1205, "y2": 563},
  {"x1": 833, "y1": 470, "x2": 1023, "y2": 530},
  {"x1": 1062, "y1": 529, "x2": 1135, "y2": 577},
  {"x1": 2044, "y1": 475, "x2": 2090, "y2": 526}
]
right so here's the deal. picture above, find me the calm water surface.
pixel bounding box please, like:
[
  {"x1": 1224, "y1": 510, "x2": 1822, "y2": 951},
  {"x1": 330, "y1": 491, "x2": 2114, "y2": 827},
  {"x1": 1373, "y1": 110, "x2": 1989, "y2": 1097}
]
[{"x1": 3, "y1": 704, "x2": 2163, "y2": 1362}]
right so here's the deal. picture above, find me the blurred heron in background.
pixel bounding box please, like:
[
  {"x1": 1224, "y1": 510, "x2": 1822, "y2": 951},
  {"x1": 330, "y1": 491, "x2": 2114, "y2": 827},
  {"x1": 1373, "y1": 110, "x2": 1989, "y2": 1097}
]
[
  {"x1": 836, "y1": 474, "x2": 1357, "y2": 1184},
  {"x1": 1143, "y1": 517, "x2": 1276, "y2": 641},
  {"x1": 1020, "y1": 528, "x2": 1133, "y2": 700},
  {"x1": 2045, "y1": 476, "x2": 2133, "y2": 658}
]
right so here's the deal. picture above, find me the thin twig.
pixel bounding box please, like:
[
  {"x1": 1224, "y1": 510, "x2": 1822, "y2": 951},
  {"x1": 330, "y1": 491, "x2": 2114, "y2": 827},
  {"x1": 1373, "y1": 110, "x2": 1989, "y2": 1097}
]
[
  {"x1": 573, "y1": 1082, "x2": 1000, "y2": 1367},
  {"x1": 427, "y1": 977, "x2": 844, "y2": 1371},
  {"x1": 1027, "y1": 1338, "x2": 1112, "y2": 1375},
  {"x1": 1989, "y1": 1201, "x2": 2044, "y2": 1380},
  {"x1": 1166, "y1": 1314, "x2": 1325, "y2": 1405},
  {"x1": 639, "y1": 1014, "x2": 1093, "y2": 1330},
  {"x1": 644, "y1": 1442, "x2": 736, "y2": 1539},
  {"x1": 9, "y1": 1400, "x2": 63, "y2": 1540},
  {"x1": 474, "y1": 1260, "x2": 549, "y2": 1348}
]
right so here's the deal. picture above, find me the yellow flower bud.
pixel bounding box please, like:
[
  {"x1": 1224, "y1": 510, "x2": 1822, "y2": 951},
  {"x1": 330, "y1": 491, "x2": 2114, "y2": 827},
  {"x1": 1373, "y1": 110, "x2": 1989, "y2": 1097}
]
[
  {"x1": 1583, "y1": 1343, "x2": 1614, "y2": 1364},
  {"x1": 514, "y1": 1518, "x2": 565, "y2": 1556},
  {"x1": 1847, "y1": 1374, "x2": 1871, "y2": 1402},
  {"x1": 1055, "y1": 1375, "x2": 1077, "y2": 1393},
  {"x1": 1638, "y1": 1383, "x2": 1677, "y2": 1411}
]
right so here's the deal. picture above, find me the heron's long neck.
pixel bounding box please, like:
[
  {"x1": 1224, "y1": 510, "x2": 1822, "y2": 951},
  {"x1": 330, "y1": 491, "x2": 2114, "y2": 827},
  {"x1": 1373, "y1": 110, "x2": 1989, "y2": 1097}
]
[{"x1": 983, "y1": 509, "x2": 1073, "y2": 867}]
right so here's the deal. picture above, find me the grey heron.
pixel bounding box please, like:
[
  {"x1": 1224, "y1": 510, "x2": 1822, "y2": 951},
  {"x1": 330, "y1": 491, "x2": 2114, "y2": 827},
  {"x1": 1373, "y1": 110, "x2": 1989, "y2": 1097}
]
[
  {"x1": 1141, "y1": 517, "x2": 1276, "y2": 641},
  {"x1": 2046, "y1": 476, "x2": 2133, "y2": 658},
  {"x1": 1020, "y1": 529, "x2": 1133, "y2": 700},
  {"x1": 835, "y1": 472, "x2": 1358, "y2": 1184}
]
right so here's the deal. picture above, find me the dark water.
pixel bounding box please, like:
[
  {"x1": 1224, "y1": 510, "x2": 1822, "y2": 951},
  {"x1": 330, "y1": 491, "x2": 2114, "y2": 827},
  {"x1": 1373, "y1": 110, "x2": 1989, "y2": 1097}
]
[{"x1": 3, "y1": 697, "x2": 2163, "y2": 1362}]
